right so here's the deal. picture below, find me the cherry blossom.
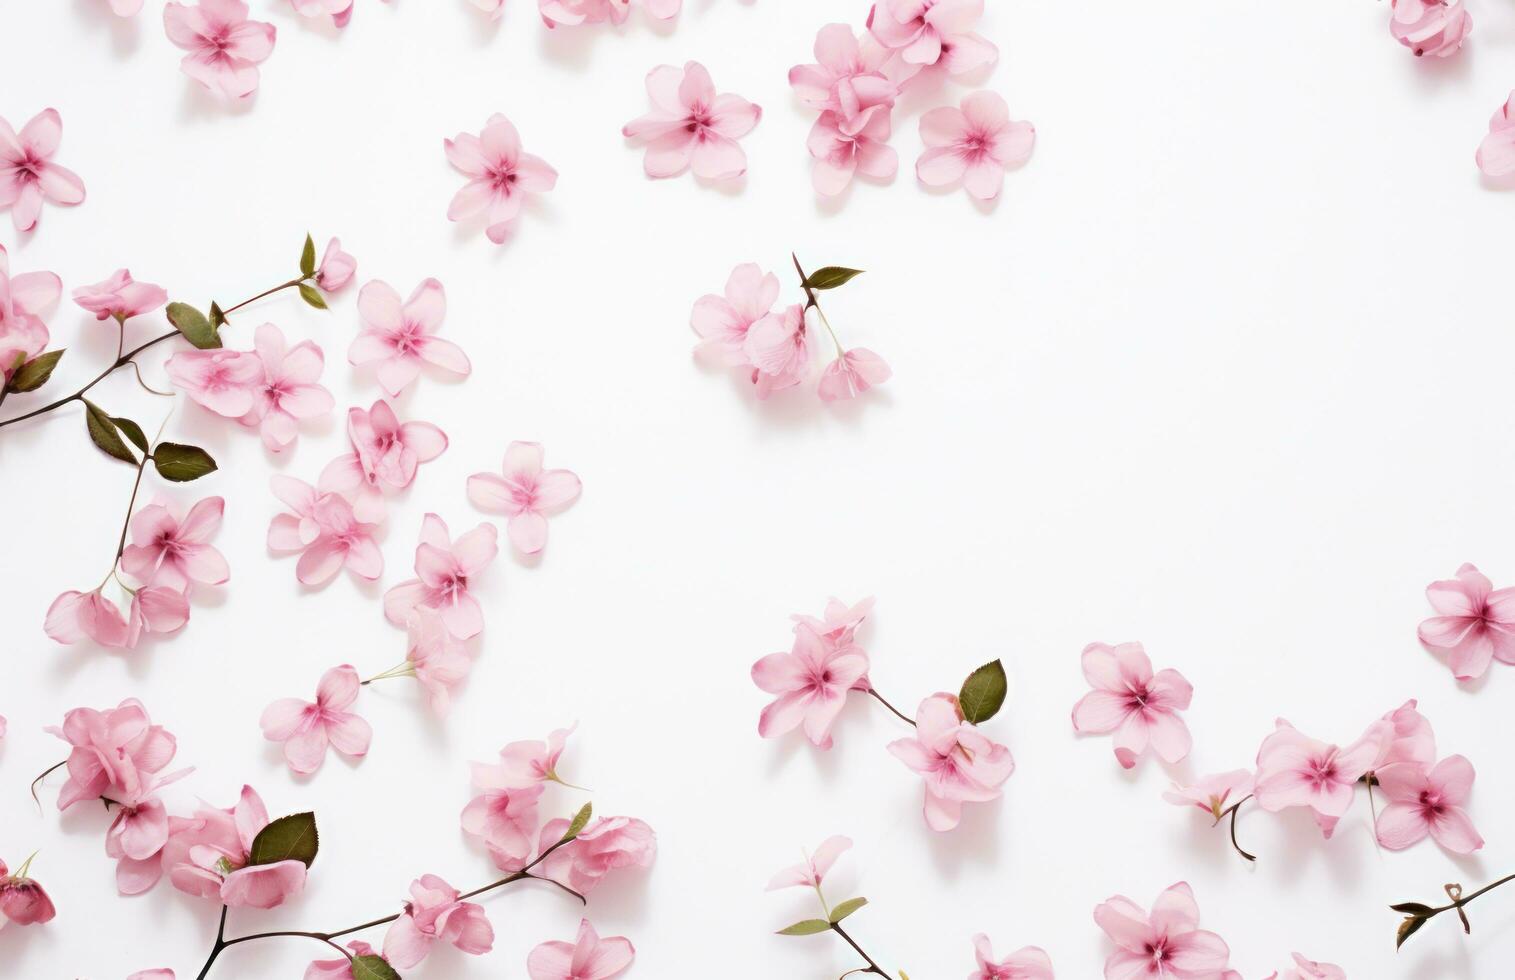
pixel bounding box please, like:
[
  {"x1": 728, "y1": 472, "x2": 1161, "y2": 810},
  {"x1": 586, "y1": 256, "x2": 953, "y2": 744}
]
[
  {"x1": 622, "y1": 62, "x2": 762, "y2": 181},
  {"x1": 45, "y1": 699, "x2": 181, "y2": 812},
  {"x1": 120, "y1": 496, "x2": 229, "y2": 592},
  {"x1": 163, "y1": 785, "x2": 308, "y2": 909},
  {"x1": 343, "y1": 399, "x2": 449, "y2": 492},
  {"x1": 1371, "y1": 699, "x2": 1436, "y2": 772},
  {"x1": 1071, "y1": 642, "x2": 1193, "y2": 769},
  {"x1": 535, "y1": 816, "x2": 657, "y2": 895},
  {"x1": 527, "y1": 919, "x2": 636, "y2": 980},
  {"x1": 239, "y1": 323, "x2": 333, "y2": 452},
  {"x1": 1389, "y1": 0, "x2": 1470, "y2": 58},
  {"x1": 163, "y1": 0, "x2": 277, "y2": 102},
  {"x1": 268, "y1": 485, "x2": 383, "y2": 586},
  {"x1": 315, "y1": 237, "x2": 356, "y2": 292},
  {"x1": 752, "y1": 623, "x2": 869, "y2": 750},
  {"x1": 72, "y1": 270, "x2": 167, "y2": 323},
  {"x1": 445, "y1": 114, "x2": 558, "y2": 245},
  {"x1": 918, "y1": 92, "x2": 1034, "y2": 201},
  {"x1": 0, "y1": 855, "x2": 56, "y2": 927},
  {"x1": 1093, "y1": 882, "x2": 1232, "y2": 979},
  {"x1": 1375, "y1": 755, "x2": 1484, "y2": 854},
  {"x1": 466, "y1": 441, "x2": 581, "y2": 555},
  {"x1": 743, "y1": 304, "x2": 810, "y2": 398},
  {"x1": 382, "y1": 874, "x2": 494, "y2": 969},
  {"x1": 818, "y1": 345, "x2": 893, "y2": 400},
  {"x1": 791, "y1": 596, "x2": 874, "y2": 643},
  {"x1": 165, "y1": 348, "x2": 263, "y2": 418},
  {"x1": 689, "y1": 263, "x2": 780, "y2": 366},
  {"x1": 1254, "y1": 719, "x2": 1391, "y2": 838},
  {"x1": 350, "y1": 278, "x2": 470, "y2": 396},
  {"x1": 406, "y1": 607, "x2": 473, "y2": 713},
  {"x1": 123, "y1": 585, "x2": 192, "y2": 648},
  {"x1": 1417, "y1": 562, "x2": 1515, "y2": 680},
  {"x1": 1266, "y1": 953, "x2": 1345, "y2": 980},
  {"x1": 0, "y1": 246, "x2": 61, "y2": 388},
  {"x1": 478, "y1": 725, "x2": 577, "y2": 789},
  {"x1": 260, "y1": 664, "x2": 373, "y2": 775},
  {"x1": 289, "y1": 0, "x2": 353, "y2": 28},
  {"x1": 44, "y1": 589, "x2": 131, "y2": 648},
  {"x1": 867, "y1": 0, "x2": 997, "y2": 73},
  {"x1": 969, "y1": 934, "x2": 1054, "y2": 980},
  {"x1": 809, "y1": 111, "x2": 898, "y2": 197},
  {"x1": 789, "y1": 24, "x2": 898, "y2": 136},
  {"x1": 1476, "y1": 92, "x2": 1515, "y2": 178},
  {"x1": 460, "y1": 775, "x2": 545, "y2": 870},
  {"x1": 1163, "y1": 770, "x2": 1254, "y2": 823},
  {"x1": 765, "y1": 835, "x2": 851, "y2": 891},
  {"x1": 0, "y1": 108, "x2": 86, "y2": 233},
  {"x1": 888, "y1": 693, "x2": 1014, "y2": 831},
  {"x1": 383, "y1": 513, "x2": 498, "y2": 639}
]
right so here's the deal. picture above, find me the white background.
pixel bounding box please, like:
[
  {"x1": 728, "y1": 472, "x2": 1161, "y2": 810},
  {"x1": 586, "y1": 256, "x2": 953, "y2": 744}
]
[{"x1": 4, "y1": 1, "x2": 1515, "y2": 977}]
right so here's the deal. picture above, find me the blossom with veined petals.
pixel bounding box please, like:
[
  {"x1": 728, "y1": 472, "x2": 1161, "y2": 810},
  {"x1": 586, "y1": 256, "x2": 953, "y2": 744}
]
[
  {"x1": 165, "y1": 347, "x2": 263, "y2": 418},
  {"x1": 347, "y1": 399, "x2": 449, "y2": 491},
  {"x1": 1093, "y1": 882, "x2": 1231, "y2": 979},
  {"x1": 1376, "y1": 755, "x2": 1484, "y2": 854},
  {"x1": 809, "y1": 111, "x2": 898, "y2": 197},
  {"x1": 818, "y1": 346, "x2": 893, "y2": 400},
  {"x1": 969, "y1": 934, "x2": 1055, "y2": 980},
  {"x1": 44, "y1": 589, "x2": 130, "y2": 648},
  {"x1": 867, "y1": 0, "x2": 997, "y2": 73},
  {"x1": 752, "y1": 624, "x2": 869, "y2": 750},
  {"x1": 917, "y1": 92, "x2": 1034, "y2": 201},
  {"x1": 1071, "y1": 642, "x2": 1193, "y2": 769},
  {"x1": 445, "y1": 114, "x2": 558, "y2": 245},
  {"x1": 72, "y1": 270, "x2": 167, "y2": 322},
  {"x1": 240, "y1": 323, "x2": 334, "y2": 452},
  {"x1": 121, "y1": 496, "x2": 229, "y2": 592},
  {"x1": 534, "y1": 816, "x2": 656, "y2": 895},
  {"x1": 163, "y1": 0, "x2": 276, "y2": 101},
  {"x1": 888, "y1": 693, "x2": 1014, "y2": 832},
  {"x1": 1163, "y1": 770, "x2": 1254, "y2": 823},
  {"x1": 622, "y1": 62, "x2": 762, "y2": 181},
  {"x1": 1476, "y1": 92, "x2": 1515, "y2": 178},
  {"x1": 1417, "y1": 562, "x2": 1515, "y2": 680},
  {"x1": 765, "y1": 835, "x2": 850, "y2": 891},
  {"x1": 0, "y1": 855, "x2": 57, "y2": 927},
  {"x1": 1389, "y1": 0, "x2": 1470, "y2": 58},
  {"x1": 0, "y1": 109, "x2": 85, "y2": 233},
  {"x1": 527, "y1": 919, "x2": 635, "y2": 980},
  {"x1": 382, "y1": 874, "x2": 494, "y2": 970},
  {"x1": 466, "y1": 441, "x2": 581, "y2": 556},
  {"x1": 350, "y1": 278, "x2": 470, "y2": 396},
  {"x1": 0, "y1": 245, "x2": 61, "y2": 388},
  {"x1": 1254, "y1": 718, "x2": 1391, "y2": 838},
  {"x1": 268, "y1": 484, "x2": 383, "y2": 587},
  {"x1": 260, "y1": 664, "x2": 373, "y2": 775},
  {"x1": 690, "y1": 263, "x2": 779, "y2": 366},
  {"x1": 162, "y1": 785, "x2": 307, "y2": 909},
  {"x1": 789, "y1": 24, "x2": 897, "y2": 136},
  {"x1": 383, "y1": 513, "x2": 498, "y2": 639}
]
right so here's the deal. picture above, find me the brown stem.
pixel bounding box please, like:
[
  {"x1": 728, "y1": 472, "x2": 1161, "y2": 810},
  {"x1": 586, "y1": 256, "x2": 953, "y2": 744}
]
[
  {"x1": 830, "y1": 922, "x2": 889, "y2": 977},
  {"x1": 866, "y1": 688, "x2": 916, "y2": 727},
  {"x1": 29, "y1": 760, "x2": 67, "y2": 811},
  {"x1": 1220, "y1": 795, "x2": 1257, "y2": 862}
]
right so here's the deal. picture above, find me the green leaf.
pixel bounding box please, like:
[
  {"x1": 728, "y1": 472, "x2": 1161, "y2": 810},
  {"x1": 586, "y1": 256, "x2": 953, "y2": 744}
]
[
  {"x1": 247, "y1": 812, "x2": 319, "y2": 868},
  {"x1": 111, "y1": 416, "x2": 150, "y2": 456},
  {"x1": 300, "y1": 233, "x2": 317, "y2": 278},
  {"x1": 152, "y1": 443, "x2": 218, "y2": 482},
  {"x1": 1396, "y1": 915, "x2": 1428, "y2": 950},
  {"x1": 560, "y1": 802, "x2": 593, "y2": 843},
  {"x1": 958, "y1": 659, "x2": 1008, "y2": 725},
  {"x1": 83, "y1": 400, "x2": 138, "y2": 465},
  {"x1": 803, "y1": 266, "x2": 865, "y2": 291},
  {"x1": 7, "y1": 349, "x2": 65, "y2": 393},
  {"x1": 351, "y1": 955, "x2": 402, "y2": 980},
  {"x1": 210, "y1": 301, "x2": 226, "y2": 329},
  {"x1": 829, "y1": 897, "x2": 868, "y2": 923},
  {"x1": 298, "y1": 282, "x2": 328, "y2": 310},
  {"x1": 776, "y1": 919, "x2": 832, "y2": 937},
  {"x1": 166, "y1": 302, "x2": 221, "y2": 350}
]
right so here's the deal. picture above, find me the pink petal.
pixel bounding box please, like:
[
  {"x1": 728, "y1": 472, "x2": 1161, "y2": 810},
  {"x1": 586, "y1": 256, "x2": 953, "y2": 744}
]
[
  {"x1": 508, "y1": 512, "x2": 550, "y2": 555},
  {"x1": 1375, "y1": 802, "x2": 1430, "y2": 850}
]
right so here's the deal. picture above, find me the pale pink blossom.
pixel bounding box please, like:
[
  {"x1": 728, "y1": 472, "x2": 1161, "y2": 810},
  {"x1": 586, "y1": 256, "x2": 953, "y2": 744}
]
[
  {"x1": 1417, "y1": 562, "x2": 1515, "y2": 680},
  {"x1": 0, "y1": 109, "x2": 85, "y2": 233},
  {"x1": 267, "y1": 475, "x2": 325, "y2": 550},
  {"x1": 1163, "y1": 770, "x2": 1254, "y2": 823},
  {"x1": 124, "y1": 584, "x2": 191, "y2": 648},
  {"x1": 0, "y1": 245, "x2": 61, "y2": 388},
  {"x1": 344, "y1": 399, "x2": 449, "y2": 491},
  {"x1": 316, "y1": 452, "x2": 386, "y2": 525},
  {"x1": 44, "y1": 589, "x2": 131, "y2": 648},
  {"x1": 290, "y1": 0, "x2": 353, "y2": 28},
  {"x1": 527, "y1": 919, "x2": 635, "y2": 980},
  {"x1": 382, "y1": 874, "x2": 494, "y2": 970},
  {"x1": 1266, "y1": 953, "x2": 1345, "y2": 980},
  {"x1": 1390, "y1": 0, "x2": 1470, "y2": 58},
  {"x1": 818, "y1": 346, "x2": 893, "y2": 400},
  {"x1": 0, "y1": 856, "x2": 57, "y2": 927},
  {"x1": 743, "y1": 304, "x2": 810, "y2": 398},
  {"x1": 445, "y1": 115, "x2": 558, "y2": 245},
  {"x1": 889, "y1": 693, "x2": 1015, "y2": 832},
  {"x1": 45, "y1": 699, "x2": 179, "y2": 812},
  {"x1": 466, "y1": 441, "x2": 581, "y2": 555},
  {"x1": 460, "y1": 776, "x2": 545, "y2": 871},
  {"x1": 1375, "y1": 754, "x2": 1483, "y2": 854},
  {"x1": 867, "y1": 0, "x2": 997, "y2": 73},
  {"x1": 163, "y1": 0, "x2": 277, "y2": 101},
  {"x1": 163, "y1": 785, "x2": 307, "y2": 909},
  {"x1": 536, "y1": 816, "x2": 656, "y2": 895},
  {"x1": 752, "y1": 624, "x2": 869, "y2": 750},
  {"x1": 268, "y1": 484, "x2": 383, "y2": 586},
  {"x1": 918, "y1": 92, "x2": 1034, "y2": 201},
  {"x1": 105, "y1": 771, "x2": 191, "y2": 897},
  {"x1": 789, "y1": 25, "x2": 897, "y2": 135},
  {"x1": 791, "y1": 596, "x2": 874, "y2": 644},
  {"x1": 384, "y1": 514, "x2": 498, "y2": 639},
  {"x1": 1254, "y1": 719, "x2": 1391, "y2": 838},
  {"x1": 1371, "y1": 699, "x2": 1436, "y2": 771},
  {"x1": 303, "y1": 941, "x2": 379, "y2": 980},
  {"x1": 622, "y1": 62, "x2": 762, "y2": 181},
  {"x1": 350, "y1": 279, "x2": 470, "y2": 396},
  {"x1": 1093, "y1": 882, "x2": 1231, "y2": 980},
  {"x1": 121, "y1": 496, "x2": 229, "y2": 592},
  {"x1": 240, "y1": 323, "x2": 333, "y2": 452},
  {"x1": 970, "y1": 934, "x2": 1055, "y2": 980},
  {"x1": 260, "y1": 664, "x2": 373, "y2": 775},
  {"x1": 406, "y1": 607, "x2": 473, "y2": 714},
  {"x1": 539, "y1": 0, "x2": 680, "y2": 28},
  {"x1": 1071, "y1": 642, "x2": 1193, "y2": 769},
  {"x1": 73, "y1": 270, "x2": 167, "y2": 322},
  {"x1": 765, "y1": 835, "x2": 851, "y2": 891},
  {"x1": 810, "y1": 110, "x2": 898, "y2": 197},
  {"x1": 478, "y1": 725, "x2": 577, "y2": 790},
  {"x1": 1476, "y1": 92, "x2": 1515, "y2": 178},
  {"x1": 165, "y1": 348, "x2": 263, "y2": 418},
  {"x1": 315, "y1": 238, "x2": 356, "y2": 292},
  {"x1": 690, "y1": 263, "x2": 779, "y2": 366}
]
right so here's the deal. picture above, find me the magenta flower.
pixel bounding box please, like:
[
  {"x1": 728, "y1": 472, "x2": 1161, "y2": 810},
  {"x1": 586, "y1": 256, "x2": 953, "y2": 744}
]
[
  {"x1": 445, "y1": 114, "x2": 559, "y2": 245},
  {"x1": 73, "y1": 270, "x2": 167, "y2": 323},
  {"x1": 1071, "y1": 642, "x2": 1193, "y2": 770},
  {"x1": 305, "y1": 942, "x2": 381, "y2": 980},
  {"x1": 1267, "y1": 953, "x2": 1345, "y2": 980},
  {"x1": 0, "y1": 246, "x2": 61, "y2": 388},
  {"x1": 120, "y1": 496, "x2": 229, "y2": 592},
  {"x1": 0, "y1": 109, "x2": 85, "y2": 233},
  {"x1": 765, "y1": 834, "x2": 851, "y2": 891},
  {"x1": 382, "y1": 874, "x2": 494, "y2": 970},
  {"x1": 165, "y1": 348, "x2": 263, "y2": 418},
  {"x1": 622, "y1": 62, "x2": 762, "y2": 181},
  {"x1": 163, "y1": 785, "x2": 307, "y2": 909},
  {"x1": 406, "y1": 607, "x2": 473, "y2": 714},
  {"x1": 290, "y1": 0, "x2": 353, "y2": 28},
  {"x1": 809, "y1": 111, "x2": 898, "y2": 197},
  {"x1": 466, "y1": 441, "x2": 582, "y2": 556},
  {"x1": 536, "y1": 816, "x2": 656, "y2": 896},
  {"x1": 918, "y1": 92, "x2": 1035, "y2": 201},
  {"x1": 789, "y1": 24, "x2": 897, "y2": 136},
  {"x1": 163, "y1": 0, "x2": 277, "y2": 102},
  {"x1": 888, "y1": 693, "x2": 1015, "y2": 832},
  {"x1": 1375, "y1": 755, "x2": 1484, "y2": 855},
  {"x1": 752, "y1": 623, "x2": 869, "y2": 751},
  {"x1": 460, "y1": 776, "x2": 545, "y2": 871},
  {"x1": 0, "y1": 855, "x2": 57, "y2": 927},
  {"x1": 315, "y1": 237, "x2": 356, "y2": 292},
  {"x1": 269, "y1": 483, "x2": 383, "y2": 587},
  {"x1": 260, "y1": 664, "x2": 373, "y2": 775},
  {"x1": 1389, "y1": 0, "x2": 1470, "y2": 58},
  {"x1": 1417, "y1": 562, "x2": 1515, "y2": 680},
  {"x1": 969, "y1": 935, "x2": 1055, "y2": 980},
  {"x1": 384, "y1": 513, "x2": 498, "y2": 639},
  {"x1": 1093, "y1": 882, "x2": 1231, "y2": 980},
  {"x1": 743, "y1": 304, "x2": 810, "y2": 399},
  {"x1": 1254, "y1": 719, "x2": 1390, "y2": 838},
  {"x1": 690, "y1": 262, "x2": 780, "y2": 366},
  {"x1": 240, "y1": 323, "x2": 334, "y2": 453},
  {"x1": 867, "y1": 0, "x2": 997, "y2": 72},
  {"x1": 527, "y1": 919, "x2": 635, "y2": 980},
  {"x1": 350, "y1": 278, "x2": 470, "y2": 396},
  {"x1": 818, "y1": 346, "x2": 893, "y2": 401},
  {"x1": 1163, "y1": 770, "x2": 1254, "y2": 822},
  {"x1": 1477, "y1": 92, "x2": 1515, "y2": 178}
]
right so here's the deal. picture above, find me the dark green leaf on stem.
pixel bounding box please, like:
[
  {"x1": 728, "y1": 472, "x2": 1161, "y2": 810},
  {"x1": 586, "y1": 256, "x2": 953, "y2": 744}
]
[
  {"x1": 803, "y1": 267, "x2": 865, "y2": 291},
  {"x1": 152, "y1": 443, "x2": 217, "y2": 482},
  {"x1": 8, "y1": 350, "x2": 64, "y2": 393},
  {"x1": 84, "y1": 400, "x2": 138, "y2": 465},
  {"x1": 829, "y1": 897, "x2": 867, "y2": 923},
  {"x1": 560, "y1": 802, "x2": 593, "y2": 843},
  {"x1": 247, "y1": 812, "x2": 319, "y2": 868},
  {"x1": 776, "y1": 919, "x2": 832, "y2": 936},
  {"x1": 301, "y1": 233, "x2": 317, "y2": 278},
  {"x1": 111, "y1": 416, "x2": 150, "y2": 456},
  {"x1": 351, "y1": 955, "x2": 402, "y2": 980},
  {"x1": 1396, "y1": 915, "x2": 1428, "y2": 950},
  {"x1": 210, "y1": 302, "x2": 226, "y2": 329},
  {"x1": 167, "y1": 302, "x2": 220, "y2": 350},
  {"x1": 299, "y1": 283, "x2": 328, "y2": 310},
  {"x1": 958, "y1": 659, "x2": 1008, "y2": 724}
]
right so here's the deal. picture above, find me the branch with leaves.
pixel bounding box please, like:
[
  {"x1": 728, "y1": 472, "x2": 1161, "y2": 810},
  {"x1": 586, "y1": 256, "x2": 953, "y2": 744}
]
[{"x1": 1392, "y1": 872, "x2": 1515, "y2": 951}]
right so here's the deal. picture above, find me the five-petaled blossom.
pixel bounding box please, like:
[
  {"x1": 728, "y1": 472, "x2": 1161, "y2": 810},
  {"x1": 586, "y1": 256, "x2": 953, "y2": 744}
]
[
  {"x1": 690, "y1": 263, "x2": 780, "y2": 366},
  {"x1": 527, "y1": 919, "x2": 636, "y2": 980},
  {"x1": 121, "y1": 496, "x2": 230, "y2": 593},
  {"x1": 1264, "y1": 952, "x2": 1346, "y2": 980},
  {"x1": 466, "y1": 441, "x2": 582, "y2": 556},
  {"x1": 1375, "y1": 754, "x2": 1484, "y2": 855},
  {"x1": 809, "y1": 111, "x2": 899, "y2": 197},
  {"x1": 0, "y1": 855, "x2": 57, "y2": 928},
  {"x1": 383, "y1": 513, "x2": 499, "y2": 639},
  {"x1": 1071, "y1": 642, "x2": 1193, "y2": 770},
  {"x1": 165, "y1": 347, "x2": 263, "y2": 418},
  {"x1": 240, "y1": 323, "x2": 334, "y2": 452},
  {"x1": 0, "y1": 245, "x2": 61, "y2": 388},
  {"x1": 315, "y1": 237, "x2": 356, "y2": 292},
  {"x1": 1389, "y1": 0, "x2": 1471, "y2": 58},
  {"x1": 260, "y1": 664, "x2": 373, "y2": 775},
  {"x1": 1417, "y1": 562, "x2": 1515, "y2": 680},
  {"x1": 350, "y1": 278, "x2": 471, "y2": 396},
  {"x1": 1254, "y1": 719, "x2": 1391, "y2": 838},
  {"x1": 445, "y1": 114, "x2": 559, "y2": 245},
  {"x1": 72, "y1": 270, "x2": 167, "y2": 323},
  {"x1": 917, "y1": 91, "x2": 1035, "y2": 201},
  {"x1": 969, "y1": 934, "x2": 1055, "y2": 980},
  {"x1": 868, "y1": 0, "x2": 998, "y2": 74},
  {"x1": 1093, "y1": 882, "x2": 1232, "y2": 980},
  {"x1": 1476, "y1": 92, "x2": 1515, "y2": 178},
  {"x1": 888, "y1": 692, "x2": 1015, "y2": 832},
  {"x1": 162, "y1": 785, "x2": 307, "y2": 909},
  {"x1": 333, "y1": 399, "x2": 450, "y2": 496},
  {"x1": 382, "y1": 874, "x2": 494, "y2": 970},
  {"x1": 267, "y1": 477, "x2": 384, "y2": 586},
  {"x1": 789, "y1": 24, "x2": 898, "y2": 137},
  {"x1": 752, "y1": 623, "x2": 870, "y2": 751},
  {"x1": 0, "y1": 108, "x2": 86, "y2": 233},
  {"x1": 1163, "y1": 770, "x2": 1254, "y2": 823},
  {"x1": 818, "y1": 346, "x2": 893, "y2": 401},
  {"x1": 765, "y1": 835, "x2": 851, "y2": 891},
  {"x1": 622, "y1": 62, "x2": 762, "y2": 181},
  {"x1": 163, "y1": 0, "x2": 277, "y2": 102},
  {"x1": 535, "y1": 816, "x2": 657, "y2": 895}
]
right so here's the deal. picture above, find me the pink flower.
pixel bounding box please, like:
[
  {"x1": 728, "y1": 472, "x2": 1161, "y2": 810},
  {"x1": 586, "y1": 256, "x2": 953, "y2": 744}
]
[
  {"x1": 315, "y1": 237, "x2": 356, "y2": 292},
  {"x1": 1163, "y1": 770, "x2": 1254, "y2": 822},
  {"x1": 818, "y1": 346, "x2": 893, "y2": 400},
  {"x1": 303, "y1": 942, "x2": 380, "y2": 980},
  {"x1": 1390, "y1": 0, "x2": 1470, "y2": 58},
  {"x1": 260, "y1": 664, "x2": 373, "y2": 775},
  {"x1": 539, "y1": 0, "x2": 679, "y2": 28},
  {"x1": 346, "y1": 399, "x2": 449, "y2": 491},
  {"x1": 888, "y1": 693, "x2": 1015, "y2": 832},
  {"x1": 1254, "y1": 719, "x2": 1391, "y2": 838},
  {"x1": 72, "y1": 270, "x2": 167, "y2": 322},
  {"x1": 406, "y1": 607, "x2": 473, "y2": 713},
  {"x1": 479, "y1": 725, "x2": 577, "y2": 789},
  {"x1": 460, "y1": 776, "x2": 545, "y2": 871},
  {"x1": 1417, "y1": 562, "x2": 1515, "y2": 680},
  {"x1": 1375, "y1": 755, "x2": 1483, "y2": 854},
  {"x1": 1071, "y1": 642, "x2": 1193, "y2": 769},
  {"x1": 1093, "y1": 882, "x2": 1231, "y2": 980},
  {"x1": 0, "y1": 109, "x2": 85, "y2": 233},
  {"x1": 867, "y1": 0, "x2": 997, "y2": 73},
  {"x1": 1476, "y1": 92, "x2": 1515, "y2": 178},
  {"x1": 382, "y1": 874, "x2": 494, "y2": 970},
  {"x1": 384, "y1": 513, "x2": 498, "y2": 639},
  {"x1": 690, "y1": 263, "x2": 780, "y2": 366},
  {"x1": 527, "y1": 919, "x2": 635, "y2": 980},
  {"x1": 752, "y1": 624, "x2": 869, "y2": 750},
  {"x1": 445, "y1": 115, "x2": 559, "y2": 245},
  {"x1": 917, "y1": 91, "x2": 1035, "y2": 201},
  {"x1": 44, "y1": 589, "x2": 131, "y2": 648},
  {"x1": 240, "y1": 323, "x2": 334, "y2": 452},
  {"x1": 466, "y1": 441, "x2": 582, "y2": 555},
  {"x1": 106, "y1": 776, "x2": 193, "y2": 896},
  {"x1": 163, "y1": 0, "x2": 277, "y2": 101},
  {"x1": 163, "y1": 785, "x2": 307, "y2": 909},
  {"x1": 622, "y1": 62, "x2": 762, "y2": 181},
  {"x1": 350, "y1": 279, "x2": 470, "y2": 396},
  {"x1": 765, "y1": 835, "x2": 851, "y2": 891},
  {"x1": 0, "y1": 856, "x2": 57, "y2": 927},
  {"x1": 536, "y1": 816, "x2": 657, "y2": 895},
  {"x1": 970, "y1": 935, "x2": 1055, "y2": 980},
  {"x1": 789, "y1": 24, "x2": 897, "y2": 135},
  {"x1": 791, "y1": 596, "x2": 874, "y2": 643},
  {"x1": 121, "y1": 496, "x2": 229, "y2": 592},
  {"x1": 290, "y1": 0, "x2": 354, "y2": 28},
  {"x1": 165, "y1": 348, "x2": 263, "y2": 418},
  {"x1": 1268, "y1": 953, "x2": 1345, "y2": 980},
  {"x1": 1371, "y1": 699, "x2": 1436, "y2": 771},
  {"x1": 0, "y1": 245, "x2": 61, "y2": 388},
  {"x1": 44, "y1": 698, "x2": 181, "y2": 811},
  {"x1": 268, "y1": 482, "x2": 383, "y2": 587},
  {"x1": 810, "y1": 111, "x2": 898, "y2": 197},
  {"x1": 124, "y1": 585, "x2": 191, "y2": 648},
  {"x1": 743, "y1": 304, "x2": 810, "y2": 398}
]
